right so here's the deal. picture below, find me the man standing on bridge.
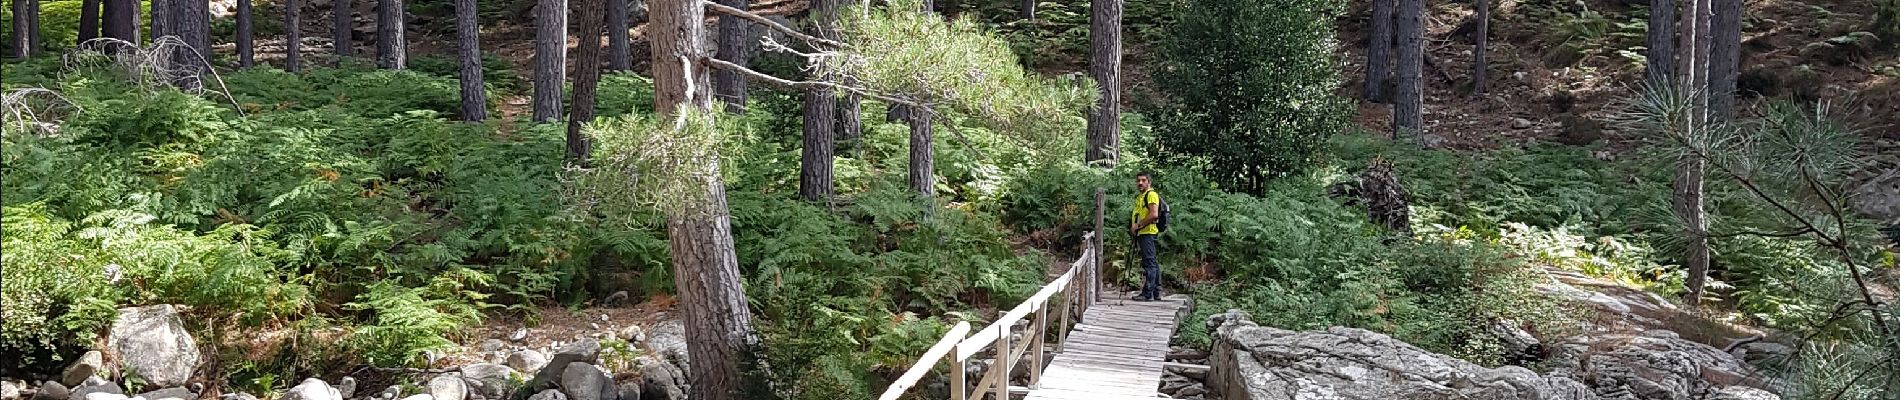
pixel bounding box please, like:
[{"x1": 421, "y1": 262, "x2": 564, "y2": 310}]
[{"x1": 1130, "y1": 172, "x2": 1165, "y2": 301}]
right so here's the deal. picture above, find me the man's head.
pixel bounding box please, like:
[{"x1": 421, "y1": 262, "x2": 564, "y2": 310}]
[{"x1": 1136, "y1": 172, "x2": 1153, "y2": 192}]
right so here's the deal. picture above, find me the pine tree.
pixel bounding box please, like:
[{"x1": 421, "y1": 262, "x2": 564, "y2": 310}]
[
  {"x1": 605, "y1": 0, "x2": 630, "y2": 70},
  {"x1": 1645, "y1": 0, "x2": 1675, "y2": 83},
  {"x1": 1392, "y1": 0, "x2": 1423, "y2": 138},
  {"x1": 712, "y1": 0, "x2": 748, "y2": 113},
  {"x1": 11, "y1": 0, "x2": 32, "y2": 58},
  {"x1": 237, "y1": 0, "x2": 254, "y2": 67},
  {"x1": 285, "y1": 0, "x2": 301, "y2": 71},
  {"x1": 1707, "y1": 0, "x2": 1741, "y2": 120},
  {"x1": 531, "y1": 0, "x2": 566, "y2": 122},
  {"x1": 377, "y1": 0, "x2": 405, "y2": 68},
  {"x1": 1470, "y1": 0, "x2": 1488, "y2": 96},
  {"x1": 80, "y1": 0, "x2": 101, "y2": 44},
  {"x1": 1366, "y1": 0, "x2": 1395, "y2": 102},
  {"x1": 173, "y1": 0, "x2": 210, "y2": 89},
  {"x1": 102, "y1": 0, "x2": 139, "y2": 50},
  {"x1": 334, "y1": 0, "x2": 351, "y2": 61},
  {"x1": 568, "y1": 0, "x2": 606, "y2": 159},
  {"x1": 800, "y1": 0, "x2": 840, "y2": 203},
  {"x1": 455, "y1": 0, "x2": 485, "y2": 121}
]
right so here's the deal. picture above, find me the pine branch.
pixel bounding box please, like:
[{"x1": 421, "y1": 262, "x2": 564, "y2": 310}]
[{"x1": 701, "y1": 1, "x2": 848, "y2": 49}]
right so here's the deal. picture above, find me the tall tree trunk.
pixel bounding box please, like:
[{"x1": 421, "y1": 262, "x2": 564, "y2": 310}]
[
  {"x1": 173, "y1": 0, "x2": 209, "y2": 89},
  {"x1": 25, "y1": 0, "x2": 39, "y2": 54},
  {"x1": 1021, "y1": 0, "x2": 1034, "y2": 20},
  {"x1": 800, "y1": 0, "x2": 839, "y2": 203},
  {"x1": 285, "y1": 0, "x2": 300, "y2": 71},
  {"x1": 151, "y1": 0, "x2": 169, "y2": 40},
  {"x1": 1470, "y1": 0, "x2": 1487, "y2": 96},
  {"x1": 908, "y1": 110, "x2": 935, "y2": 199},
  {"x1": 10, "y1": 0, "x2": 31, "y2": 58},
  {"x1": 1707, "y1": 0, "x2": 1740, "y2": 120},
  {"x1": 81, "y1": 0, "x2": 101, "y2": 45},
  {"x1": 1393, "y1": 0, "x2": 1423, "y2": 138},
  {"x1": 102, "y1": 0, "x2": 138, "y2": 50},
  {"x1": 567, "y1": 0, "x2": 604, "y2": 159},
  {"x1": 605, "y1": 0, "x2": 630, "y2": 70},
  {"x1": 531, "y1": 0, "x2": 565, "y2": 122},
  {"x1": 712, "y1": 0, "x2": 748, "y2": 114},
  {"x1": 334, "y1": 0, "x2": 351, "y2": 61},
  {"x1": 649, "y1": 0, "x2": 762, "y2": 398},
  {"x1": 377, "y1": 0, "x2": 405, "y2": 68},
  {"x1": 1366, "y1": 0, "x2": 1395, "y2": 102},
  {"x1": 1085, "y1": 0, "x2": 1121, "y2": 167},
  {"x1": 1676, "y1": 0, "x2": 1712, "y2": 306},
  {"x1": 237, "y1": 0, "x2": 253, "y2": 67},
  {"x1": 1646, "y1": 0, "x2": 1675, "y2": 84},
  {"x1": 455, "y1": 0, "x2": 485, "y2": 121},
  {"x1": 836, "y1": 88, "x2": 861, "y2": 149}
]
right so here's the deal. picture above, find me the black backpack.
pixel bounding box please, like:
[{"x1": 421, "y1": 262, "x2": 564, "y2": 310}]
[{"x1": 1142, "y1": 189, "x2": 1171, "y2": 233}]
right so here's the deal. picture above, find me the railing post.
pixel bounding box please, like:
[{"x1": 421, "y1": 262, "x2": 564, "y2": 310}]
[
  {"x1": 1093, "y1": 188, "x2": 1106, "y2": 305},
  {"x1": 994, "y1": 331, "x2": 1010, "y2": 400},
  {"x1": 949, "y1": 346, "x2": 966, "y2": 400},
  {"x1": 1057, "y1": 286, "x2": 1071, "y2": 350},
  {"x1": 1030, "y1": 303, "x2": 1046, "y2": 388}
]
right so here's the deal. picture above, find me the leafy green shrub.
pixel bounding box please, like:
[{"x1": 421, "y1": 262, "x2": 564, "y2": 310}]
[
  {"x1": 408, "y1": 53, "x2": 526, "y2": 94},
  {"x1": 223, "y1": 67, "x2": 465, "y2": 117},
  {"x1": 1145, "y1": 0, "x2": 1350, "y2": 195}
]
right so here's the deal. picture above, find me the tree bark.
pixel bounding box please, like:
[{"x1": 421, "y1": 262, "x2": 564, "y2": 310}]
[
  {"x1": 605, "y1": 0, "x2": 630, "y2": 70},
  {"x1": 80, "y1": 0, "x2": 101, "y2": 45},
  {"x1": 1676, "y1": 0, "x2": 1712, "y2": 306},
  {"x1": 799, "y1": 0, "x2": 839, "y2": 203},
  {"x1": 567, "y1": 0, "x2": 605, "y2": 159},
  {"x1": 377, "y1": 0, "x2": 406, "y2": 68},
  {"x1": 285, "y1": 0, "x2": 300, "y2": 71},
  {"x1": 151, "y1": 0, "x2": 169, "y2": 40},
  {"x1": 102, "y1": 0, "x2": 138, "y2": 50},
  {"x1": 1021, "y1": 0, "x2": 1034, "y2": 20},
  {"x1": 531, "y1": 0, "x2": 565, "y2": 122},
  {"x1": 649, "y1": 0, "x2": 762, "y2": 398},
  {"x1": 334, "y1": 0, "x2": 351, "y2": 61},
  {"x1": 836, "y1": 88, "x2": 861, "y2": 149},
  {"x1": 237, "y1": 0, "x2": 253, "y2": 67},
  {"x1": 1646, "y1": 0, "x2": 1675, "y2": 84},
  {"x1": 1707, "y1": 0, "x2": 1740, "y2": 120},
  {"x1": 908, "y1": 110, "x2": 935, "y2": 199},
  {"x1": 172, "y1": 0, "x2": 209, "y2": 89},
  {"x1": 10, "y1": 0, "x2": 31, "y2": 58},
  {"x1": 25, "y1": 0, "x2": 39, "y2": 55},
  {"x1": 1084, "y1": 0, "x2": 1122, "y2": 167},
  {"x1": 455, "y1": 0, "x2": 486, "y2": 121},
  {"x1": 1366, "y1": 0, "x2": 1394, "y2": 102},
  {"x1": 713, "y1": 0, "x2": 748, "y2": 114},
  {"x1": 1470, "y1": 0, "x2": 1487, "y2": 96},
  {"x1": 1676, "y1": 157, "x2": 1710, "y2": 305},
  {"x1": 1393, "y1": 0, "x2": 1423, "y2": 138}
]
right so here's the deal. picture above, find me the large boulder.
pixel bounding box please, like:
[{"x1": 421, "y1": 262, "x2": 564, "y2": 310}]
[
  {"x1": 428, "y1": 375, "x2": 467, "y2": 400},
  {"x1": 557, "y1": 363, "x2": 615, "y2": 400},
  {"x1": 1207, "y1": 313, "x2": 1598, "y2": 400},
  {"x1": 1545, "y1": 330, "x2": 1775, "y2": 400},
  {"x1": 282, "y1": 379, "x2": 342, "y2": 400},
  {"x1": 61, "y1": 352, "x2": 107, "y2": 387},
  {"x1": 31, "y1": 382, "x2": 69, "y2": 400},
  {"x1": 458, "y1": 364, "x2": 517, "y2": 400},
  {"x1": 643, "y1": 320, "x2": 688, "y2": 372},
  {"x1": 506, "y1": 350, "x2": 549, "y2": 374},
  {"x1": 106, "y1": 305, "x2": 202, "y2": 388},
  {"x1": 636, "y1": 358, "x2": 685, "y2": 400},
  {"x1": 519, "y1": 340, "x2": 600, "y2": 399}
]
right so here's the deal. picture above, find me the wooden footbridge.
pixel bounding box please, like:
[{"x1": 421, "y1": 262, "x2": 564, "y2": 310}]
[{"x1": 879, "y1": 191, "x2": 1193, "y2": 400}]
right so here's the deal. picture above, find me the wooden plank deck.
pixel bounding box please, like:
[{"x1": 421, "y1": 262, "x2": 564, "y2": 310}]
[{"x1": 1025, "y1": 291, "x2": 1190, "y2": 400}]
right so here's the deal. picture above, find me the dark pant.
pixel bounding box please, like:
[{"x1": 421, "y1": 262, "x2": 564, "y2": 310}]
[{"x1": 1136, "y1": 234, "x2": 1159, "y2": 299}]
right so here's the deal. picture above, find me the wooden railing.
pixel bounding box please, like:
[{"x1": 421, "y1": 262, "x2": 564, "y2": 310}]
[{"x1": 879, "y1": 188, "x2": 1108, "y2": 400}]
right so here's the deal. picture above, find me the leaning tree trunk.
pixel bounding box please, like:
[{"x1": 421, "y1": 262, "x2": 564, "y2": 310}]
[
  {"x1": 1707, "y1": 0, "x2": 1740, "y2": 120},
  {"x1": 567, "y1": 0, "x2": 605, "y2": 159},
  {"x1": 173, "y1": 0, "x2": 209, "y2": 89},
  {"x1": 1471, "y1": 0, "x2": 1487, "y2": 96},
  {"x1": 377, "y1": 0, "x2": 406, "y2": 69},
  {"x1": 454, "y1": 0, "x2": 485, "y2": 121},
  {"x1": 11, "y1": 0, "x2": 31, "y2": 58},
  {"x1": 799, "y1": 0, "x2": 840, "y2": 203},
  {"x1": 237, "y1": 0, "x2": 253, "y2": 67},
  {"x1": 605, "y1": 0, "x2": 630, "y2": 70},
  {"x1": 334, "y1": 0, "x2": 351, "y2": 61},
  {"x1": 81, "y1": 0, "x2": 101, "y2": 45},
  {"x1": 285, "y1": 0, "x2": 301, "y2": 71},
  {"x1": 1366, "y1": 0, "x2": 1395, "y2": 102},
  {"x1": 712, "y1": 0, "x2": 749, "y2": 114},
  {"x1": 649, "y1": 0, "x2": 763, "y2": 398},
  {"x1": 531, "y1": 0, "x2": 565, "y2": 122},
  {"x1": 1393, "y1": 0, "x2": 1423, "y2": 139},
  {"x1": 1645, "y1": 0, "x2": 1675, "y2": 84},
  {"x1": 102, "y1": 0, "x2": 139, "y2": 50},
  {"x1": 1084, "y1": 0, "x2": 1122, "y2": 167}
]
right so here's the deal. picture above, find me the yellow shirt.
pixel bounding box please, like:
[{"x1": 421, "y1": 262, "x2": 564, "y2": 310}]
[{"x1": 1131, "y1": 190, "x2": 1161, "y2": 235}]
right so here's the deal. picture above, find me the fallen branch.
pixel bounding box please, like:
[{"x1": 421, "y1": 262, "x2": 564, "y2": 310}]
[
  {"x1": 702, "y1": 57, "x2": 922, "y2": 109},
  {"x1": 702, "y1": 1, "x2": 848, "y2": 49}
]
